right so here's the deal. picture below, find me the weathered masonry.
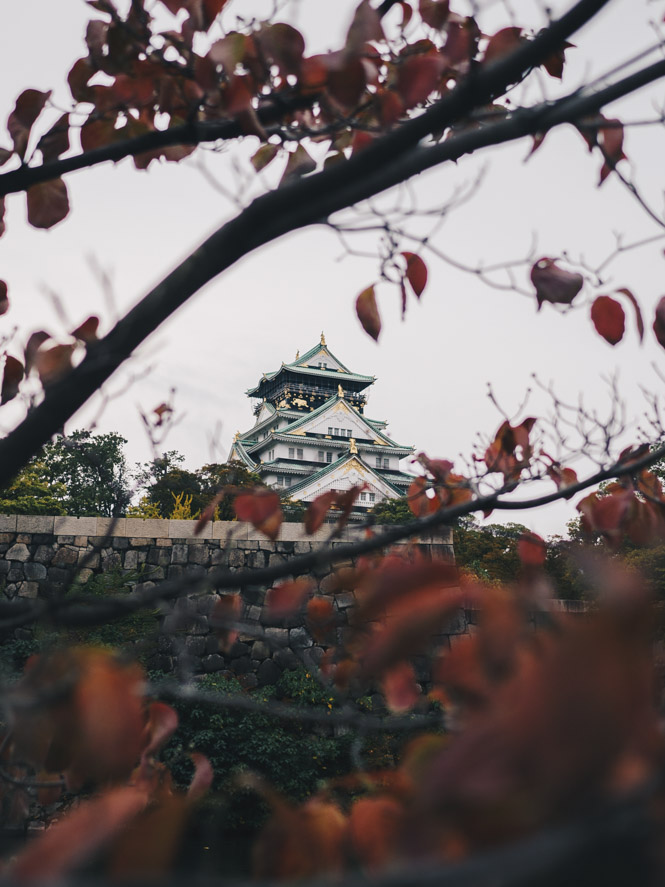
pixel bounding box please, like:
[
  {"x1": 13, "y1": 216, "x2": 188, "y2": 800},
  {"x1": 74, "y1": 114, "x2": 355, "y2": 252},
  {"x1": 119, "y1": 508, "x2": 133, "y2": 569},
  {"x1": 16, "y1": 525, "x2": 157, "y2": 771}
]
[{"x1": 0, "y1": 514, "x2": 457, "y2": 687}]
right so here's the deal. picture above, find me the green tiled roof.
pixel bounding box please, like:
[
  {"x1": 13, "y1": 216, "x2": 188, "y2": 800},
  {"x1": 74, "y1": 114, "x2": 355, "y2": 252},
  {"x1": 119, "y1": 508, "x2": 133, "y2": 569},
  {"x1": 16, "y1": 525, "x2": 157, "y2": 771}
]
[
  {"x1": 278, "y1": 394, "x2": 405, "y2": 449},
  {"x1": 286, "y1": 452, "x2": 404, "y2": 499}
]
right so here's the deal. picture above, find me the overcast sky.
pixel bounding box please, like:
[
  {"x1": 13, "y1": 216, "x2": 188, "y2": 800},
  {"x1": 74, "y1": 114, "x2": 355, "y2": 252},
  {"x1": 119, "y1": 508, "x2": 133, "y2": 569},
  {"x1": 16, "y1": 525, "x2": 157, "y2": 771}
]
[{"x1": 1, "y1": 0, "x2": 665, "y2": 534}]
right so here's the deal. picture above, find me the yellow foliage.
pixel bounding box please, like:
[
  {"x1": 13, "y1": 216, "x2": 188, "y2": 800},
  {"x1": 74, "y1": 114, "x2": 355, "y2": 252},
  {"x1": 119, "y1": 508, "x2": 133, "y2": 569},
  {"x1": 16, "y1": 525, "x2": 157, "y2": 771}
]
[
  {"x1": 169, "y1": 491, "x2": 200, "y2": 520},
  {"x1": 126, "y1": 496, "x2": 162, "y2": 519}
]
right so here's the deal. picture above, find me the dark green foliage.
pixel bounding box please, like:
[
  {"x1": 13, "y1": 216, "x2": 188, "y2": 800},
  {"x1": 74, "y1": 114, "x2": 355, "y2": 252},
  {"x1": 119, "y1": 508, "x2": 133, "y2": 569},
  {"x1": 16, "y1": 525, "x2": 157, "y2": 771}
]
[
  {"x1": 369, "y1": 496, "x2": 412, "y2": 525},
  {"x1": 160, "y1": 671, "x2": 354, "y2": 829}
]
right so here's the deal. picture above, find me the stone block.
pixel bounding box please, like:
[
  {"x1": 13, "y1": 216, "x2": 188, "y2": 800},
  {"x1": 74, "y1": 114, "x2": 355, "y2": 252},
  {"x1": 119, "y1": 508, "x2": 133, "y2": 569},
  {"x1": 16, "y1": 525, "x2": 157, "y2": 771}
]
[
  {"x1": 0, "y1": 515, "x2": 17, "y2": 532},
  {"x1": 202, "y1": 654, "x2": 225, "y2": 672},
  {"x1": 53, "y1": 517, "x2": 96, "y2": 536},
  {"x1": 16, "y1": 515, "x2": 54, "y2": 534},
  {"x1": 268, "y1": 553, "x2": 285, "y2": 567},
  {"x1": 101, "y1": 551, "x2": 122, "y2": 572},
  {"x1": 289, "y1": 627, "x2": 313, "y2": 650},
  {"x1": 251, "y1": 640, "x2": 271, "y2": 660},
  {"x1": 0, "y1": 533, "x2": 15, "y2": 544},
  {"x1": 242, "y1": 586, "x2": 264, "y2": 605},
  {"x1": 125, "y1": 518, "x2": 167, "y2": 538},
  {"x1": 205, "y1": 635, "x2": 220, "y2": 654},
  {"x1": 210, "y1": 548, "x2": 228, "y2": 567},
  {"x1": 264, "y1": 627, "x2": 289, "y2": 646},
  {"x1": 276, "y1": 541, "x2": 295, "y2": 554},
  {"x1": 24, "y1": 562, "x2": 47, "y2": 581},
  {"x1": 212, "y1": 521, "x2": 243, "y2": 540},
  {"x1": 124, "y1": 550, "x2": 139, "y2": 570},
  {"x1": 228, "y1": 640, "x2": 250, "y2": 659},
  {"x1": 8, "y1": 565, "x2": 24, "y2": 582},
  {"x1": 112, "y1": 537, "x2": 129, "y2": 550},
  {"x1": 17, "y1": 582, "x2": 39, "y2": 599},
  {"x1": 444, "y1": 608, "x2": 467, "y2": 635},
  {"x1": 257, "y1": 659, "x2": 281, "y2": 686},
  {"x1": 78, "y1": 569, "x2": 93, "y2": 584},
  {"x1": 228, "y1": 549, "x2": 245, "y2": 569},
  {"x1": 155, "y1": 538, "x2": 172, "y2": 547},
  {"x1": 231, "y1": 656, "x2": 252, "y2": 675},
  {"x1": 238, "y1": 673, "x2": 258, "y2": 690},
  {"x1": 168, "y1": 519, "x2": 213, "y2": 540},
  {"x1": 52, "y1": 547, "x2": 79, "y2": 567},
  {"x1": 147, "y1": 548, "x2": 170, "y2": 567},
  {"x1": 185, "y1": 636, "x2": 206, "y2": 656},
  {"x1": 238, "y1": 540, "x2": 259, "y2": 550},
  {"x1": 73, "y1": 535, "x2": 88, "y2": 548},
  {"x1": 274, "y1": 648, "x2": 299, "y2": 671},
  {"x1": 249, "y1": 550, "x2": 266, "y2": 569},
  {"x1": 57, "y1": 535, "x2": 74, "y2": 544},
  {"x1": 6, "y1": 543, "x2": 30, "y2": 562},
  {"x1": 96, "y1": 518, "x2": 127, "y2": 537},
  {"x1": 335, "y1": 592, "x2": 356, "y2": 609},
  {"x1": 47, "y1": 567, "x2": 69, "y2": 585},
  {"x1": 294, "y1": 541, "x2": 311, "y2": 555},
  {"x1": 171, "y1": 544, "x2": 188, "y2": 565},
  {"x1": 188, "y1": 546, "x2": 210, "y2": 566},
  {"x1": 0, "y1": 561, "x2": 9, "y2": 576}
]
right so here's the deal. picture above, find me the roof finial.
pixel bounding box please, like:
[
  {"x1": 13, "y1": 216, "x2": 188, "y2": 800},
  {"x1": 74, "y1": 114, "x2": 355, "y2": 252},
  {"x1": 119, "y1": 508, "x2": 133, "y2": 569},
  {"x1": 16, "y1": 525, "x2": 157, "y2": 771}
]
[
  {"x1": 349, "y1": 437, "x2": 358, "y2": 455},
  {"x1": 234, "y1": 430, "x2": 240, "y2": 441},
  {"x1": 320, "y1": 331, "x2": 326, "y2": 346},
  {"x1": 295, "y1": 349, "x2": 300, "y2": 360},
  {"x1": 338, "y1": 384, "x2": 344, "y2": 398}
]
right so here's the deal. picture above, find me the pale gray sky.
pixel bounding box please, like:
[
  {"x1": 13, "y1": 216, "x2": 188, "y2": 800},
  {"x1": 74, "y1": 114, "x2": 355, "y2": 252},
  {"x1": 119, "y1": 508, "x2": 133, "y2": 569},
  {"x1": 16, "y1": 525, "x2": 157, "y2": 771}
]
[{"x1": 1, "y1": 0, "x2": 665, "y2": 534}]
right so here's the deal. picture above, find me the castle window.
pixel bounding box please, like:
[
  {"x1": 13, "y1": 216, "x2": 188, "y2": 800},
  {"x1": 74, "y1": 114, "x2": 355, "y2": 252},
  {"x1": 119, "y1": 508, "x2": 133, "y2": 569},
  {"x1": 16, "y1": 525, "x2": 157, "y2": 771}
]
[
  {"x1": 369, "y1": 493, "x2": 376, "y2": 502},
  {"x1": 326, "y1": 452, "x2": 333, "y2": 463},
  {"x1": 376, "y1": 456, "x2": 382, "y2": 469},
  {"x1": 288, "y1": 447, "x2": 294, "y2": 459},
  {"x1": 383, "y1": 458, "x2": 389, "y2": 469},
  {"x1": 334, "y1": 427, "x2": 339, "y2": 436},
  {"x1": 328, "y1": 426, "x2": 333, "y2": 435},
  {"x1": 318, "y1": 450, "x2": 324, "y2": 461},
  {"x1": 297, "y1": 448, "x2": 303, "y2": 460},
  {"x1": 360, "y1": 492, "x2": 367, "y2": 502}
]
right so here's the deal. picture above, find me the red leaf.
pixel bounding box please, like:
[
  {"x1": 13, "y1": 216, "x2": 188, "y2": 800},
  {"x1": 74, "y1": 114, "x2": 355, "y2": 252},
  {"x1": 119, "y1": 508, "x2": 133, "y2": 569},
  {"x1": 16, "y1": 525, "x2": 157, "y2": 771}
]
[
  {"x1": 234, "y1": 488, "x2": 283, "y2": 540},
  {"x1": 356, "y1": 285, "x2": 381, "y2": 341},
  {"x1": 653, "y1": 296, "x2": 665, "y2": 349},
  {"x1": 408, "y1": 476, "x2": 439, "y2": 517},
  {"x1": 382, "y1": 661, "x2": 420, "y2": 713},
  {"x1": 26, "y1": 178, "x2": 70, "y2": 229},
  {"x1": 349, "y1": 797, "x2": 403, "y2": 871},
  {"x1": 266, "y1": 579, "x2": 313, "y2": 617},
  {"x1": 530, "y1": 257, "x2": 583, "y2": 309},
  {"x1": 517, "y1": 532, "x2": 546, "y2": 567},
  {"x1": 38, "y1": 113, "x2": 70, "y2": 163},
  {"x1": 24, "y1": 330, "x2": 51, "y2": 374},
  {"x1": 346, "y1": 0, "x2": 385, "y2": 56},
  {"x1": 7, "y1": 89, "x2": 51, "y2": 159},
  {"x1": 598, "y1": 119, "x2": 626, "y2": 185},
  {"x1": 68, "y1": 58, "x2": 95, "y2": 103},
  {"x1": 378, "y1": 88, "x2": 404, "y2": 127},
  {"x1": 541, "y1": 41, "x2": 574, "y2": 79},
  {"x1": 326, "y1": 55, "x2": 366, "y2": 110},
  {"x1": 305, "y1": 491, "x2": 337, "y2": 534},
  {"x1": 1, "y1": 355, "x2": 24, "y2": 404},
  {"x1": 577, "y1": 487, "x2": 635, "y2": 548},
  {"x1": 616, "y1": 287, "x2": 644, "y2": 342},
  {"x1": 0, "y1": 280, "x2": 8, "y2": 316},
  {"x1": 71, "y1": 315, "x2": 99, "y2": 343},
  {"x1": 141, "y1": 702, "x2": 179, "y2": 762},
  {"x1": 396, "y1": 54, "x2": 444, "y2": 109},
  {"x1": 401, "y1": 251, "x2": 427, "y2": 297},
  {"x1": 187, "y1": 0, "x2": 230, "y2": 32},
  {"x1": 419, "y1": 0, "x2": 449, "y2": 29},
  {"x1": 547, "y1": 464, "x2": 578, "y2": 497},
  {"x1": 209, "y1": 32, "x2": 247, "y2": 71},
  {"x1": 306, "y1": 597, "x2": 337, "y2": 643},
  {"x1": 397, "y1": 2, "x2": 413, "y2": 29},
  {"x1": 591, "y1": 295, "x2": 625, "y2": 346},
  {"x1": 482, "y1": 27, "x2": 524, "y2": 66},
  {"x1": 188, "y1": 753, "x2": 213, "y2": 801}
]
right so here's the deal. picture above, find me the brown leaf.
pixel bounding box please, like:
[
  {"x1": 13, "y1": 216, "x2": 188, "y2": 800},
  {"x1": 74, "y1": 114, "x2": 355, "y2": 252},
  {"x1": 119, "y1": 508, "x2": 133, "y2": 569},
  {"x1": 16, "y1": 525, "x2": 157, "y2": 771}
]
[
  {"x1": 306, "y1": 597, "x2": 337, "y2": 643},
  {"x1": 346, "y1": 0, "x2": 385, "y2": 56},
  {"x1": 7, "y1": 89, "x2": 51, "y2": 159},
  {"x1": 68, "y1": 58, "x2": 95, "y2": 103},
  {"x1": 209, "y1": 32, "x2": 246, "y2": 71},
  {"x1": 396, "y1": 53, "x2": 444, "y2": 108},
  {"x1": 616, "y1": 287, "x2": 644, "y2": 342},
  {"x1": 35, "y1": 343, "x2": 75, "y2": 387},
  {"x1": 257, "y1": 23, "x2": 305, "y2": 76},
  {"x1": 234, "y1": 488, "x2": 283, "y2": 540},
  {"x1": 280, "y1": 143, "x2": 317, "y2": 185},
  {"x1": 38, "y1": 113, "x2": 70, "y2": 163},
  {"x1": 141, "y1": 702, "x2": 179, "y2": 763},
  {"x1": 541, "y1": 40, "x2": 574, "y2": 79},
  {"x1": 401, "y1": 251, "x2": 428, "y2": 297},
  {"x1": 1, "y1": 355, "x2": 24, "y2": 404},
  {"x1": 24, "y1": 330, "x2": 51, "y2": 374},
  {"x1": 251, "y1": 143, "x2": 279, "y2": 173},
  {"x1": 305, "y1": 491, "x2": 338, "y2": 534},
  {"x1": 653, "y1": 296, "x2": 665, "y2": 349},
  {"x1": 210, "y1": 593, "x2": 242, "y2": 652},
  {"x1": 71, "y1": 315, "x2": 99, "y2": 343},
  {"x1": 11, "y1": 786, "x2": 149, "y2": 881},
  {"x1": 419, "y1": 0, "x2": 449, "y2": 30},
  {"x1": 530, "y1": 257, "x2": 583, "y2": 309},
  {"x1": 598, "y1": 119, "x2": 626, "y2": 185},
  {"x1": 26, "y1": 178, "x2": 70, "y2": 229},
  {"x1": 382, "y1": 661, "x2": 420, "y2": 713},
  {"x1": 517, "y1": 531, "x2": 546, "y2": 567},
  {"x1": 482, "y1": 27, "x2": 524, "y2": 66},
  {"x1": 266, "y1": 579, "x2": 313, "y2": 617},
  {"x1": 356, "y1": 285, "x2": 381, "y2": 341},
  {"x1": 349, "y1": 796, "x2": 403, "y2": 870},
  {"x1": 188, "y1": 752, "x2": 213, "y2": 801},
  {"x1": 591, "y1": 295, "x2": 625, "y2": 346},
  {"x1": 0, "y1": 280, "x2": 8, "y2": 315}
]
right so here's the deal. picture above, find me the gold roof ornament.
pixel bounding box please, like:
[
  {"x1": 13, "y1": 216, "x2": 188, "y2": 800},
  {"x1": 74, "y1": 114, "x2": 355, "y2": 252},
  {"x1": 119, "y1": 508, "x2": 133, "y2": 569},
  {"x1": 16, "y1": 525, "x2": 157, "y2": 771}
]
[
  {"x1": 234, "y1": 430, "x2": 240, "y2": 441},
  {"x1": 349, "y1": 437, "x2": 358, "y2": 454},
  {"x1": 320, "y1": 331, "x2": 326, "y2": 346},
  {"x1": 338, "y1": 384, "x2": 344, "y2": 397},
  {"x1": 295, "y1": 350, "x2": 300, "y2": 360}
]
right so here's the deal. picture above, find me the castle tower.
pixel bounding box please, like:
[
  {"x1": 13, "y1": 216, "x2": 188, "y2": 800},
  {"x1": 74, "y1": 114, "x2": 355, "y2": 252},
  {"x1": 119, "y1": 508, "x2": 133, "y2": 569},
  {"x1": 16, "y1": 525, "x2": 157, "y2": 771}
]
[{"x1": 229, "y1": 335, "x2": 414, "y2": 511}]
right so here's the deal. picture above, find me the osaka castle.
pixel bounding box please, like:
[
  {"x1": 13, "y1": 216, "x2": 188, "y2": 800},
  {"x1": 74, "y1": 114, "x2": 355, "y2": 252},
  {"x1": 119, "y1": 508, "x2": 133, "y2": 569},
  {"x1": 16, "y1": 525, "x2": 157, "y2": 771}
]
[{"x1": 229, "y1": 334, "x2": 414, "y2": 511}]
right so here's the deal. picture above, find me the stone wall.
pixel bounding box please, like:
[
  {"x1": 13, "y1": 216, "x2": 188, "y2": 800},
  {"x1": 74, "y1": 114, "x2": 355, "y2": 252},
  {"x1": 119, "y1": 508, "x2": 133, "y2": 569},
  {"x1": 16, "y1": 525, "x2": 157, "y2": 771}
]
[{"x1": 0, "y1": 514, "x2": 457, "y2": 688}]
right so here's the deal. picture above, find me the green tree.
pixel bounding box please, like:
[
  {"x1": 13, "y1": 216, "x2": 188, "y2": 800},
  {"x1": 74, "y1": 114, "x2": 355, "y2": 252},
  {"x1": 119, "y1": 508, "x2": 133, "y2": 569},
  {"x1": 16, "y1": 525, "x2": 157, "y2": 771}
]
[
  {"x1": 40, "y1": 430, "x2": 131, "y2": 517},
  {"x1": 0, "y1": 460, "x2": 66, "y2": 515},
  {"x1": 369, "y1": 497, "x2": 413, "y2": 525}
]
